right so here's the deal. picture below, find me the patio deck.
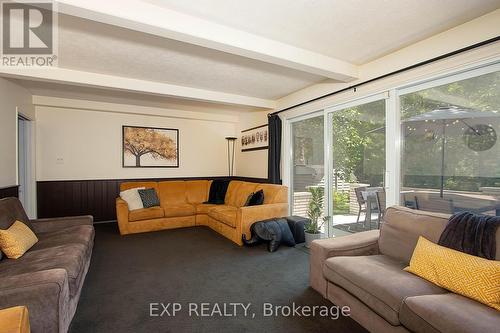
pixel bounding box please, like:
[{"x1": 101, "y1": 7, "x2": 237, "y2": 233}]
[{"x1": 292, "y1": 186, "x2": 500, "y2": 238}]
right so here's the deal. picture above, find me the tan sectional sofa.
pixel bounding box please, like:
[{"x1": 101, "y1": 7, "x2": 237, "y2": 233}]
[
  {"x1": 116, "y1": 180, "x2": 289, "y2": 245},
  {"x1": 311, "y1": 206, "x2": 500, "y2": 333}
]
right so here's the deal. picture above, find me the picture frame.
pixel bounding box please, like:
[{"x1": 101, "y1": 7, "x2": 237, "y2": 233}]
[
  {"x1": 122, "y1": 125, "x2": 179, "y2": 168},
  {"x1": 241, "y1": 124, "x2": 269, "y2": 152}
]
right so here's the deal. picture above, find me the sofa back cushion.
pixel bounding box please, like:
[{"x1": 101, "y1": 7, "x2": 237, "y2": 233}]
[
  {"x1": 0, "y1": 197, "x2": 34, "y2": 232},
  {"x1": 185, "y1": 180, "x2": 211, "y2": 204},
  {"x1": 120, "y1": 182, "x2": 158, "y2": 192},
  {"x1": 225, "y1": 181, "x2": 258, "y2": 207},
  {"x1": 158, "y1": 181, "x2": 187, "y2": 206},
  {"x1": 255, "y1": 184, "x2": 288, "y2": 204},
  {"x1": 235, "y1": 182, "x2": 259, "y2": 207},
  {"x1": 224, "y1": 181, "x2": 243, "y2": 207},
  {"x1": 379, "y1": 206, "x2": 449, "y2": 263}
]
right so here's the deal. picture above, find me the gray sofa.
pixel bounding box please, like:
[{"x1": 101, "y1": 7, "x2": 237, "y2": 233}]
[
  {"x1": 311, "y1": 206, "x2": 500, "y2": 333},
  {"x1": 0, "y1": 197, "x2": 94, "y2": 333}
]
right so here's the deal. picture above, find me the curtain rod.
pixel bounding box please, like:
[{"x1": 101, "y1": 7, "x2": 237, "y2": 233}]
[{"x1": 270, "y1": 36, "x2": 500, "y2": 116}]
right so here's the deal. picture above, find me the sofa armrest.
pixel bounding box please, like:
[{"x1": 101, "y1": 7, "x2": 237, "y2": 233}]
[
  {"x1": 310, "y1": 230, "x2": 380, "y2": 298},
  {"x1": 30, "y1": 215, "x2": 93, "y2": 234},
  {"x1": 0, "y1": 269, "x2": 70, "y2": 333},
  {"x1": 116, "y1": 198, "x2": 130, "y2": 235},
  {"x1": 238, "y1": 203, "x2": 289, "y2": 239}
]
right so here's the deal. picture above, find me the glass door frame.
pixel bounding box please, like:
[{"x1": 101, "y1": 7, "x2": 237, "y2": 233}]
[
  {"x1": 283, "y1": 110, "x2": 325, "y2": 218},
  {"x1": 324, "y1": 92, "x2": 394, "y2": 237}
]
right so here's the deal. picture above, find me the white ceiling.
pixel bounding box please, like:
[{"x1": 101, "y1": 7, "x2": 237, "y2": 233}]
[
  {"x1": 12, "y1": 79, "x2": 261, "y2": 113},
  {"x1": 57, "y1": 15, "x2": 325, "y2": 100},
  {"x1": 3, "y1": 0, "x2": 499, "y2": 111},
  {"x1": 149, "y1": 0, "x2": 500, "y2": 64}
]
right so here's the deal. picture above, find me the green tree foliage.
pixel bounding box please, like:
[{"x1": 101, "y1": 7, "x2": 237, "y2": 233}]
[{"x1": 331, "y1": 100, "x2": 385, "y2": 185}]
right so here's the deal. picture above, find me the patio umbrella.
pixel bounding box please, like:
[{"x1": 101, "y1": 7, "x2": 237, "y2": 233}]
[{"x1": 404, "y1": 106, "x2": 499, "y2": 197}]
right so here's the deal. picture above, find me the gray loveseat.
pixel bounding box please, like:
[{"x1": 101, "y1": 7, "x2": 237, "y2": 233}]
[
  {"x1": 311, "y1": 206, "x2": 500, "y2": 333},
  {"x1": 0, "y1": 197, "x2": 94, "y2": 333}
]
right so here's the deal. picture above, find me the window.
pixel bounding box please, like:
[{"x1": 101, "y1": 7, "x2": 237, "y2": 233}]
[
  {"x1": 400, "y1": 70, "x2": 500, "y2": 215},
  {"x1": 290, "y1": 115, "x2": 325, "y2": 224},
  {"x1": 285, "y1": 63, "x2": 500, "y2": 240}
]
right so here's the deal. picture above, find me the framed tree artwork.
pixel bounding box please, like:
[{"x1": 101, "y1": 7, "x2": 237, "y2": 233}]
[
  {"x1": 122, "y1": 126, "x2": 179, "y2": 168},
  {"x1": 241, "y1": 124, "x2": 268, "y2": 152}
]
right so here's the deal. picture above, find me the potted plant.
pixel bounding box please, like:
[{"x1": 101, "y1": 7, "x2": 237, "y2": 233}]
[{"x1": 305, "y1": 186, "x2": 327, "y2": 248}]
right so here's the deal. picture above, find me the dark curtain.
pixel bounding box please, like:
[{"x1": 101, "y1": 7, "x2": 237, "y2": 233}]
[{"x1": 268, "y1": 114, "x2": 282, "y2": 184}]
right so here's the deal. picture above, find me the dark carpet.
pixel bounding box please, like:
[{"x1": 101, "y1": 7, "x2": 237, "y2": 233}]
[{"x1": 70, "y1": 223, "x2": 367, "y2": 333}]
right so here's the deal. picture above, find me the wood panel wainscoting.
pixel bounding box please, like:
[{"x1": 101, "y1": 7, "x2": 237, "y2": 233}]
[
  {"x1": 0, "y1": 185, "x2": 19, "y2": 199},
  {"x1": 37, "y1": 176, "x2": 271, "y2": 222}
]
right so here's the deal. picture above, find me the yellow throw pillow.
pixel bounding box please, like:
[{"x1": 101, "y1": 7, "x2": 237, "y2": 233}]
[
  {"x1": 405, "y1": 236, "x2": 500, "y2": 311},
  {"x1": 0, "y1": 221, "x2": 38, "y2": 259}
]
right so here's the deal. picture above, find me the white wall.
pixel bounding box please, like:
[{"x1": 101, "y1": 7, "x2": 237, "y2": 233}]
[
  {"x1": 235, "y1": 110, "x2": 269, "y2": 179},
  {"x1": 36, "y1": 102, "x2": 238, "y2": 181},
  {"x1": 0, "y1": 78, "x2": 34, "y2": 188}
]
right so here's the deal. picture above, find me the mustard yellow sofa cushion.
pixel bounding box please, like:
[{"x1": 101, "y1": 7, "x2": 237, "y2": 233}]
[
  {"x1": 158, "y1": 181, "x2": 187, "y2": 205},
  {"x1": 185, "y1": 180, "x2": 211, "y2": 203},
  {"x1": 129, "y1": 207, "x2": 164, "y2": 222},
  {"x1": 224, "y1": 181, "x2": 244, "y2": 207},
  {"x1": 233, "y1": 182, "x2": 259, "y2": 207},
  {"x1": 405, "y1": 236, "x2": 500, "y2": 311},
  {"x1": 164, "y1": 204, "x2": 196, "y2": 218},
  {"x1": 255, "y1": 184, "x2": 288, "y2": 204},
  {"x1": 0, "y1": 306, "x2": 30, "y2": 333},
  {"x1": 208, "y1": 206, "x2": 237, "y2": 227},
  {"x1": 0, "y1": 220, "x2": 39, "y2": 259},
  {"x1": 195, "y1": 203, "x2": 217, "y2": 215}
]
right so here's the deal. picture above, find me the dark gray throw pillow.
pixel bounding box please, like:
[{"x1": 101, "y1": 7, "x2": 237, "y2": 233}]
[
  {"x1": 138, "y1": 188, "x2": 160, "y2": 208},
  {"x1": 247, "y1": 189, "x2": 264, "y2": 206}
]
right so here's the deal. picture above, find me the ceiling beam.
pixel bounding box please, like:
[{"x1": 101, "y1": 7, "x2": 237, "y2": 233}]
[
  {"x1": 32, "y1": 96, "x2": 240, "y2": 123},
  {"x1": 55, "y1": 0, "x2": 359, "y2": 81},
  {"x1": 0, "y1": 67, "x2": 276, "y2": 109}
]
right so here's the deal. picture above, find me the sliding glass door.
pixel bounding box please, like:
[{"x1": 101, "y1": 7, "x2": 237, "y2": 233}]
[
  {"x1": 286, "y1": 62, "x2": 500, "y2": 240},
  {"x1": 290, "y1": 115, "x2": 325, "y2": 230},
  {"x1": 288, "y1": 96, "x2": 388, "y2": 238},
  {"x1": 399, "y1": 68, "x2": 500, "y2": 215},
  {"x1": 326, "y1": 96, "x2": 387, "y2": 236}
]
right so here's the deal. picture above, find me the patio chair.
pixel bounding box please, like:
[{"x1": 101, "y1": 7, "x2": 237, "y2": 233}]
[
  {"x1": 402, "y1": 192, "x2": 418, "y2": 209},
  {"x1": 415, "y1": 195, "x2": 454, "y2": 214},
  {"x1": 354, "y1": 186, "x2": 367, "y2": 225},
  {"x1": 375, "y1": 190, "x2": 386, "y2": 228}
]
